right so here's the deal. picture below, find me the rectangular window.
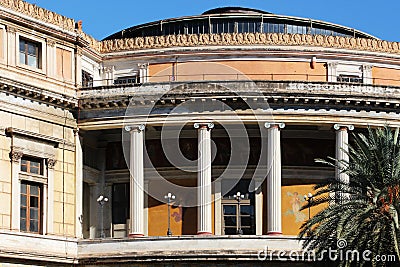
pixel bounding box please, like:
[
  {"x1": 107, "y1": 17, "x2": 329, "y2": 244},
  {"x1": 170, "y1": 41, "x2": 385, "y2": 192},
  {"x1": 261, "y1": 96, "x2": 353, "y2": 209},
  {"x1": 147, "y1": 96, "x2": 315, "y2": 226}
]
[
  {"x1": 112, "y1": 183, "x2": 129, "y2": 224},
  {"x1": 337, "y1": 74, "x2": 363, "y2": 84},
  {"x1": 114, "y1": 75, "x2": 139, "y2": 85},
  {"x1": 222, "y1": 202, "x2": 255, "y2": 235},
  {"x1": 21, "y1": 156, "x2": 43, "y2": 175},
  {"x1": 82, "y1": 70, "x2": 93, "y2": 87},
  {"x1": 19, "y1": 38, "x2": 41, "y2": 68},
  {"x1": 20, "y1": 182, "x2": 42, "y2": 233}
]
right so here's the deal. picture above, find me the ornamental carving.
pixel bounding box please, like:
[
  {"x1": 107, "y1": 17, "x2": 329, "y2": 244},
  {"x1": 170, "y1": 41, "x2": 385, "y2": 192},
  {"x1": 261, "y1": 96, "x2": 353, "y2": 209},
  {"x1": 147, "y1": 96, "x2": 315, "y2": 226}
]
[
  {"x1": 99, "y1": 32, "x2": 400, "y2": 55},
  {"x1": 10, "y1": 150, "x2": 23, "y2": 163},
  {"x1": 0, "y1": 0, "x2": 76, "y2": 32},
  {"x1": 47, "y1": 158, "x2": 57, "y2": 169}
]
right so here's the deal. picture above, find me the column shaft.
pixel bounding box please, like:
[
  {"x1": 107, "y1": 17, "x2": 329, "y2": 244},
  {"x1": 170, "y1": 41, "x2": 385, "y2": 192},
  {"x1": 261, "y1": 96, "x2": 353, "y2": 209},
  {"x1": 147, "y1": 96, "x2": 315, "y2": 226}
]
[
  {"x1": 265, "y1": 123, "x2": 284, "y2": 235},
  {"x1": 127, "y1": 125, "x2": 145, "y2": 237},
  {"x1": 334, "y1": 124, "x2": 353, "y2": 202},
  {"x1": 195, "y1": 123, "x2": 213, "y2": 235}
]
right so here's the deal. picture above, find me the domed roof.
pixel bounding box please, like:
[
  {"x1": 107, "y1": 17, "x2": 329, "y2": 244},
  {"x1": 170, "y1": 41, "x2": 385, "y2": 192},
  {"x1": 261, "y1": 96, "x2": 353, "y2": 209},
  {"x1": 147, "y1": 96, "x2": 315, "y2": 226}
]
[
  {"x1": 103, "y1": 7, "x2": 376, "y2": 41},
  {"x1": 202, "y1": 7, "x2": 272, "y2": 15}
]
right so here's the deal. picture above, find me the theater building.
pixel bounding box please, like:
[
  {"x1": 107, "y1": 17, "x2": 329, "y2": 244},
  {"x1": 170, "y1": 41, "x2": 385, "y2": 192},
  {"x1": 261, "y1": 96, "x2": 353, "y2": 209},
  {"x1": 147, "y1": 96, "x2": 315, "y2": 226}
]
[{"x1": 0, "y1": 1, "x2": 400, "y2": 265}]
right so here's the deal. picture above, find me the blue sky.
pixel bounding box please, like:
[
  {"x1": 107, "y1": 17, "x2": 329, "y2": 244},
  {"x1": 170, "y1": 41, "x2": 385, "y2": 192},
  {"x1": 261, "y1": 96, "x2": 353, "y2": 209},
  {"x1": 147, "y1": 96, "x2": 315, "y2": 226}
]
[{"x1": 30, "y1": 0, "x2": 399, "y2": 42}]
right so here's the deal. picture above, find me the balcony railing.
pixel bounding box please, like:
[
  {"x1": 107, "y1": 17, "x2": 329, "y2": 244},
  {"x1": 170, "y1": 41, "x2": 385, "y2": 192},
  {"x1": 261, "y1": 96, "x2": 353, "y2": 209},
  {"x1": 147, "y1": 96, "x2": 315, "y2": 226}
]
[{"x1": 80, "y1": 73, "x2": 400, "y2": 90}]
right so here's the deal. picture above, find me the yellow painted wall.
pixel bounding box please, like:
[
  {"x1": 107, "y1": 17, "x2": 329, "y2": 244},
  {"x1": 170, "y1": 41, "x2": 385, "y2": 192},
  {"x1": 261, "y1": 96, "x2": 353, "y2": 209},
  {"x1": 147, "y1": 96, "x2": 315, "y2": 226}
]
[
  {"x1": 372, "y1": 67, "x2": 400, "y2": 87},
  {"x1": 149, "y1": 61, "x2": 327, "y2": 83},
  {"x1": 281, "y1": 184, "x2": 326, "y2": 236},
  {"x1": 148, "y1": 178, "x2": 215, "y2": 236}
]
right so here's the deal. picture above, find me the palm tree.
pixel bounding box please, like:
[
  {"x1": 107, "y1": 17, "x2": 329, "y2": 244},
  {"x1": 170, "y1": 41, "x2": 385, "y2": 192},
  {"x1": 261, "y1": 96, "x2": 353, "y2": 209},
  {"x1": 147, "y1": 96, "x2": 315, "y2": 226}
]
[{"x1": 299, "y1": 126, "x2": 400, "y2": 266}]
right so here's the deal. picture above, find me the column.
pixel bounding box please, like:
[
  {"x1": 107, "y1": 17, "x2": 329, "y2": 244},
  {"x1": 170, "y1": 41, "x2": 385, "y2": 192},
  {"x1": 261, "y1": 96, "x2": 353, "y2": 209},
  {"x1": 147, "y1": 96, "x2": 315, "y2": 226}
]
[
  {"x1": 144, "y1": 180, "x2": 149, "y2": 236},
  {"x1": 125, "y1": 124, "x2": 145, "y2": 237},
  {"x1": 264, "y1": 122, "x2": 285, "y2": 235},
  {"x1": 254, "y1": 179, "x2": 264, "y2": 235},
  {"x1": 7, "y1": 27, "x2": 16, "y2": 66},
  {"x1": 10, "y1": 150, "x2": 22, "y2": 231},
  {"x1": 214, "y1": 179, "x2": 222, "y2": 235},
  {"x1": 74, "y1": 130, "x2": 83, "y2": 238},
  {"x1": 89, "y1": 183, "x2": 99, "y2": 239},
  {"x1": 334, "y1": 124, "x2": 354, "y2": 201},
  {"x1": 194, "y1": 122, "x2": 214, "y2": 235},
  {"x1": 47, "y1": 158, "x2": 56, "y2": 235},
  {"x1": 327, "y1": 62, "x2": 338, "y2": 82}
]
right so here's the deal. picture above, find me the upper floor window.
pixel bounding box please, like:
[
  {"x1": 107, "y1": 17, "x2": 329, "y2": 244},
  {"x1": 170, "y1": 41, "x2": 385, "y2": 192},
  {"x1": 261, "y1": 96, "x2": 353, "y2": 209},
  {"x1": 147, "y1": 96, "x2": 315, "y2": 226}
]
[
  {"x1": 82, "y1": 70, "x2": 93, "y2": 87},
  {"x1": 114, "y1": 76, "x2": 139, "y2": 85},
  {"x1": 337, "y1": 74, "x2": 363, "y2": 84},
  {"x1": 21, "y1": 156, "x2": 43, "y2": 175},
  {"x1": 19, "y1": 38, "x2": 41, "y2": 68}
]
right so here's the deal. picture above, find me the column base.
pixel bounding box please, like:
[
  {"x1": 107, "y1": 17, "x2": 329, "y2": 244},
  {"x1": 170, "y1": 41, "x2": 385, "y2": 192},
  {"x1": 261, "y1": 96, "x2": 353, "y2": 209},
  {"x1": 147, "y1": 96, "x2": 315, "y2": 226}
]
[
  {"x1": 128, "y1": 233, "x2": 145, "y2": 238},
  {"x1": 267, "y1": 231, "x2": 282, "y2": 236},
  {"x1": 197, "y1": 231, "x2": 213, "y2": 236}
]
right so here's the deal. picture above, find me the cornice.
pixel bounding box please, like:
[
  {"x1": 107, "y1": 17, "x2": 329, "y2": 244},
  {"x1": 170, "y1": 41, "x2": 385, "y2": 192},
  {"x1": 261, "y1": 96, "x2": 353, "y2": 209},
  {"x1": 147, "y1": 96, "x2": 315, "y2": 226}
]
[
  {"x1": 0, "y1": 0, "x2": 100, "y2": 52},
  {"x1": 0, "y1": 76, "x2": 78, "y2": 109},
  {"x1": 100, "y1": 33, "x2": 400, "y2": 56},
  {"x1": 77, "y1": 81, "x2": 400, "y2": 114}
]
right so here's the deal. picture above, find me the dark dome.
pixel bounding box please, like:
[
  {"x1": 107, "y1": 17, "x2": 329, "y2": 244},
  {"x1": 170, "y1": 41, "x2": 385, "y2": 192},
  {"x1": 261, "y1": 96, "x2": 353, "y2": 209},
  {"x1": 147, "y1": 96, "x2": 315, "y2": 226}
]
[
  {"x1": 103, "y1": 7, "x2": 376, "y2": 41},
  {"x1": 202, "y1": 7, "x2": 272, "y2": 15}
]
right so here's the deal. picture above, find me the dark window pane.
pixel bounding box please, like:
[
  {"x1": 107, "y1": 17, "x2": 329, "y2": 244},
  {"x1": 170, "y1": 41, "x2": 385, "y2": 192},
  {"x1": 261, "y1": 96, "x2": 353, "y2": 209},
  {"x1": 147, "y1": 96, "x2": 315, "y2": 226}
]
[
  {"x1": 20, "y1": 219, "x2": 26, "y2": 231},
  {"x1": 241, "y1": 216, "x2": 254, "y2": 227},
  {"x1": 242, "y1": 227, "x2": 255, "y2": 235},
  {"x1": 112, "y1": 183, "x2": 129, "y2": 224},
  {"x1": 30, "y1": 208, "x2": 38, "y2": 220},
  {"x1": 30, "y1": 196, "x2": 39, "y2": 208},
  {"x1": 30, "y1": 220, "x2": 38, "y2": 232},
  {"x1": 21, "y1": 195, "x2": 27, "y2": 206},
  {"x1": 21, "y1": 184, "x2": 27, "y2": 194},
  {"x1": 28, "y1": 44, "x2": 36, "y2": 55},
  {"x1": 240, "y1": 205, "x2": 254, "y2": 216},
  {"x1": 20, "y1": 207, "x2": 26, "y2": 219},
  {"x1": 19, "y1": 40, "x2": 25, "y2": 52},
  {"x1": 224, "y1": 228, "x2": 237, "y2": 235},
  {"x1": 30, "y1": 186, "x2": 39, "y2": 196},
  {"x1": 224, "y1": 216, "x2": 237, "y2": 227},
  {"x1": 223, "y1": 205, "x2": 236, "y2": 215}
]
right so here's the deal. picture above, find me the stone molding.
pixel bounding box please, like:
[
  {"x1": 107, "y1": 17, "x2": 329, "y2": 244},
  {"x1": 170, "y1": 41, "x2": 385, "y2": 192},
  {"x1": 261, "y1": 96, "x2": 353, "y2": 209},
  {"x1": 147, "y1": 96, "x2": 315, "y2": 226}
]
[
  {"x1": 6, "y1": 127, "x2": 75, "y2": 151},
  {"x1": 0, "y1": 0, "x2": 75, "y2": 32},
  {"x1": 100, "y1": 33, "x2": 400, "y2": 55}
]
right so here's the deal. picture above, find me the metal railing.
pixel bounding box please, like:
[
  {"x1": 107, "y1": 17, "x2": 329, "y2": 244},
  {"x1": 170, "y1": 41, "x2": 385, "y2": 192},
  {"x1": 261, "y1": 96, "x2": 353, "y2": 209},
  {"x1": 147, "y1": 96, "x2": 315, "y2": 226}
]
[{"x1": 80, "y1": 73, "x2": 400, "y2": 89}]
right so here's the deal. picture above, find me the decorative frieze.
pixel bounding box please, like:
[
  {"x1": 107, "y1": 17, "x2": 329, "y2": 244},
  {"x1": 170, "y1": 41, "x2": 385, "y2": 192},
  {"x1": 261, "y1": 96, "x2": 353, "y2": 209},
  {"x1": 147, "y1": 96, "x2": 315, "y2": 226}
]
[
  {"x1": 0, "y1": 0, "x2": 75, "y2": 31},
  {"x1": 100, "y1": 32, "x2": 400, "y2": 55}
]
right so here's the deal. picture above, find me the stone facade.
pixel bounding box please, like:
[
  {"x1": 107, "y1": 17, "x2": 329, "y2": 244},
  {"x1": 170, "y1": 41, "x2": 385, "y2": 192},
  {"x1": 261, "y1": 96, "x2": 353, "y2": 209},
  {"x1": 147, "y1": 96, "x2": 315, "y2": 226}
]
[{"x1": 0, "y1": 0, "x2": 400, "y2": 266}]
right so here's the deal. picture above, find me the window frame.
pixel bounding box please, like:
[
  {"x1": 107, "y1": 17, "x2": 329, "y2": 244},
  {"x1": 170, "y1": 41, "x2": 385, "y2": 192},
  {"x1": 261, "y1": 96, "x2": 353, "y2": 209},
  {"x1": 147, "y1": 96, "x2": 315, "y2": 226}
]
[
  {"x1": 20, "y1": 156, "x2": 44, "y2": 175},
  {"x1": 19, "y1": 38, "x2": 41, "y2": 68},
  {"x1": 20, "y1": 181, "x2": 42, "y2": 234},
  {"x1": 16, "y1": 33, "x2": 46, "y2": 73},
  {"x1": 222, "y1": 199, "x2": 255, "y2": 235}
]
